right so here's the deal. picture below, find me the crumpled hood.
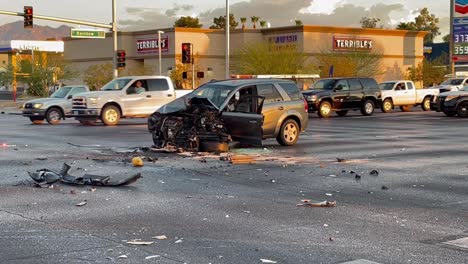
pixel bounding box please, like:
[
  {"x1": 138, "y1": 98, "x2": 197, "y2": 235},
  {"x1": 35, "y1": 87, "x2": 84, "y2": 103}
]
[{"x1": 74, "y1": 91, "x2": 120, "y2": 98}]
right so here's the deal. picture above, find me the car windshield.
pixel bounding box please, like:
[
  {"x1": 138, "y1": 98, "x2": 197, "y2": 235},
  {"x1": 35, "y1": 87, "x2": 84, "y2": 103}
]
[
  {"x1": 460, "y1": 86, "x2": 468, "y2": 91},
  {"x1": 157, "y1": 84, "x2": 236, "y2": 114},
  {"x1": 50, "y1": 87, "x2": 73, "y2": 98},
  {"x1": 441, "y1": 79, "x2": 463, "y2": 85},
  {"x1": 101, "y1": 78, "x2": 132, "y2": 91},
  {"x1": 379, "y1": 83, "x2": 396, "y2": 90},
  {"x1": 311, "y1": 79, "x2": 337, "y2": 90}
]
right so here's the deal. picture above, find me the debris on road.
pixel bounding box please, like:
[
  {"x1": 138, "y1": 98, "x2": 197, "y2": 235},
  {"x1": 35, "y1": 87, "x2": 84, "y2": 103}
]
[
  {"x1": 297, "y1": 200, "x2": 337, "y2": 207},
  {"x1": 355, "y1": 174, "x2": 361, "y2": 181},
  {"x1": 75, "y1": 201, "x2": 87, "y2": 207},
  {"x1": 336, "y1": 158, "x2": 346, "y2": 162},
  {"x1": 132, "y1": 157, "x2": 144, "y2": 167},
  {"x1": 28, "y1": 163, "x2": 142, "y2": 187},
  {"x1": 230, "y1": 155, "x2": 256, "y2": 164},
  {"x1": 152, "y1": 235, "x2": 168, "y2": 240},
  {"x1": 35, "y1": 157, "x2": 48, "y2": 161},
  {"x1": 67, "y1": 142, "x2": 103, "y2": 148},
  {"x1": 117, "y1": 255, "x2": 128, "y2": 259},
  {"x1": 381, "y1": 185, "x2": 389, "y2": 190},
  {"x1": 370, "y1": 170, "x2": 379, "y2": 176},
  {"x1": 175, "y1": 238, "x2": 183, "y2": 244},
  {"x1": 260, "y1": 259, "x2": 277, "y2": 263},
  {"x1": 145, "y1": 255, "x2": 160, "y2": 260},
  {"x1": 126, "y1": 240, "x2": 154, "y2": 245}
]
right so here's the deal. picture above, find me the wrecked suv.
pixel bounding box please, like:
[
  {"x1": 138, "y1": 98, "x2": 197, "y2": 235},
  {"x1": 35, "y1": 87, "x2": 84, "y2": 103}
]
[{"x1": 147, "y1": 79, "x2": 309, "y2": 151}]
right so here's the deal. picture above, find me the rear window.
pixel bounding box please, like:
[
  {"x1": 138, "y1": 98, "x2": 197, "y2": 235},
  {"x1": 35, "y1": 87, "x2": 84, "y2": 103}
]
[
  {"x1": 360, "y1": 78, "x2": 379, "y2": 91},
  {"x1": 349, "y1": 79, "x2": 363, "y2": 91},
  {"x1": 147, "y1": 79, "x2": 169, "y2": 91},
  {"x1": 278, "y1": 82, "x2": 302, "y2": 100},
  {"x1": 257, "y1": 84, "x2": 283, "y2": 103}
]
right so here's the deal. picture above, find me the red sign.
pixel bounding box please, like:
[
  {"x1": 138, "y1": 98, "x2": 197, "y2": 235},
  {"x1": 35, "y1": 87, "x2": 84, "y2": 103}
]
[
  {"x1": 333, "y1": 37, "x2": 373, "y2": 51},
  {"x1": 136, "y1": 37, "x2": 168, "y2": 53}
]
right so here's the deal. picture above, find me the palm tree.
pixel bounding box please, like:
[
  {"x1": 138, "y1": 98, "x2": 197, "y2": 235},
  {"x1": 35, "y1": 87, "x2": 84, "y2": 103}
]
[
  {"x1": 260, "y1": 20, "x2": 267, "y2": 28},
  {"x1": 240, "y1": 17, "x2": 247, "y2": 30},
  {"x1": 251, "y1": 16, "x2": 260, "y2": 29}
]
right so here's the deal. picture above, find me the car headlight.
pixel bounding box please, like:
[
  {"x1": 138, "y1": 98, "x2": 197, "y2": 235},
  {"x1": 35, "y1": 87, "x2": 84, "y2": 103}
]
[
  {"x1": 89, "y1": 97, "x2": 99, "y2": 105},
  {"x1": 445, "y1": 95, "x2": 459, "y2": 101},
  {"x1": 33, "y1": 103, "x2": 43, "y2": 109},
  {"x1": 307, "y1": 95, "x2": 317, "y2": 102}
]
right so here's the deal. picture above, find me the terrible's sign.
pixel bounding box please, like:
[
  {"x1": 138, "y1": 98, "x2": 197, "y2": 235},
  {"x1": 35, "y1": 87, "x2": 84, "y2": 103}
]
[
  {"x1": 136, "y1": 37, "x2": 169, "y2": 54},
  {"x1": 333, "y1": 37, "x2": 373, "y2": 51}
]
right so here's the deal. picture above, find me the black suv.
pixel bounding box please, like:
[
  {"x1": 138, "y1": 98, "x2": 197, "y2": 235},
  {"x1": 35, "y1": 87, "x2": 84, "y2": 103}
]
[{"x1": 302, "y1": 77, "x2": 381, "y2": 117}]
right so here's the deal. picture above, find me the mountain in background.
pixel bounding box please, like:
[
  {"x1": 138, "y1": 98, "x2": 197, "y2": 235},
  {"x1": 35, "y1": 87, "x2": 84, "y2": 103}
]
[{"x1": 0, "y1": 20, "x2": 71, "y2": 46}]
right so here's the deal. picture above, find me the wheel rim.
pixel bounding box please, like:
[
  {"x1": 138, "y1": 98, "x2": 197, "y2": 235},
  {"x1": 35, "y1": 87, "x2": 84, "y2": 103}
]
[
  {"x1": 49, "y1": 110, "x2": 60, "y2": 121},
  {"x1": 320, "y1": 103, "x2": 331, "y2": 116},
  {"x1": 383, "y1": 101, "x2": 392, "y2": 112},
  {"x1": 365, "y1": 102, "x2": 373, "y2": 113},
  {"x1": 424, "y1": 99, "x2": 430, "y2": 110},
  {"x1": 283, "y1": 123, "x2": 298, "y2": 143},
  {"x1": 459, "y1": 104, "x2": 468, "y2": 116},
  {"x1": 105, "y1": 109, "x2": 118, "y2": 122}
]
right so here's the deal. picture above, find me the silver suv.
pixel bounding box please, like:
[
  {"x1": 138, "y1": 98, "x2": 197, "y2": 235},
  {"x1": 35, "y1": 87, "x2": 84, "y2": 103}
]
[{"x1": 148, "y1": 79, "x2": 309, "y2": 151}]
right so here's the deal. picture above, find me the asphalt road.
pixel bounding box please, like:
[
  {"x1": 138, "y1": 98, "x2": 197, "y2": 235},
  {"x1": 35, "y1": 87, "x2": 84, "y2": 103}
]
[{"x1": 0, "y1": 108, "x2": 467, "y2": 264}]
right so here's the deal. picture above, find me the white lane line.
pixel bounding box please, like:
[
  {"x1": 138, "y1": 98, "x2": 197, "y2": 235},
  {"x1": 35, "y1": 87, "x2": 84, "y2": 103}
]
[
  {"x1": 442, "y1": 237, "x2": 468, "y2": 249},
  {"x1": 340, "y1": 260, "x2": 382, "y2": 264}
]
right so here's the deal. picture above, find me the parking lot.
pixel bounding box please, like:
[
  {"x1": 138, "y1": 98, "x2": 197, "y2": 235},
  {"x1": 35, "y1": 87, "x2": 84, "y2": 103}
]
[{"x1": 0, "y1": 108, "x2": 467, "y2": 264}]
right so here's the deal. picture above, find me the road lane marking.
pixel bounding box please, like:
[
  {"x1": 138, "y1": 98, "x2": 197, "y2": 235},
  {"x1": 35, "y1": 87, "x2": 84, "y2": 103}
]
[
  {"x1": 442, "y1": 237, "x2": 468, "y2": 249},
  {"x1": 340, "y1": 260, "x2": 381, "y2": 264}
]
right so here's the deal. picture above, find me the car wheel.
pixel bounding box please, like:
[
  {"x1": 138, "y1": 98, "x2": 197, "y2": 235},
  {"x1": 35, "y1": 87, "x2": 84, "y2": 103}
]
[
  {"x1": 400, "y1": 105, "x2": 411, "y2": 112},
  {"x1": 456, "y1": 102, "x2": 468, "y2": 117},
  {"x1": 360, "y1": 100, "x2": 375, "y2": 116},
  {"x1": 46, "y1": 107, "x2": 62, "y2": 125},
  {"x1": 199, "y1": 141, "x2": 229, "y2": 153},
  {"x1": 336, "y1": 110, "x2": 348, "y2": 117},
  {"x1": 29, "y1": 117, "x2": 44, "y2": 125},
  {"x1": 317, "y1": 101, "x2": 332, "y2": 118},
  {"x1": 381, "y1": 99, "x2": 393, "y2": 113},
  {"x1": 442, "y1": 110, "x2": 456, "y2": 117},
  {"x1": 421, "y1": 97, "x2": 431, "y2": 111},
  {"x1": 276, "y1": 119, "x2": 299, "y2": 146},
  {"x1": 101, "y1": 105, "x2": 120, "y2": 126}
]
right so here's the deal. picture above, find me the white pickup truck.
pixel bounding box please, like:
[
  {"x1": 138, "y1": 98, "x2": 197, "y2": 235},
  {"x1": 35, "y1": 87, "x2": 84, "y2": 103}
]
[
  {"x1": 72, "y1": 76, "x2": 193, "y2": 125},
  {"x1": 379, "y1": 80, "x2": 439, "y2": 112}
]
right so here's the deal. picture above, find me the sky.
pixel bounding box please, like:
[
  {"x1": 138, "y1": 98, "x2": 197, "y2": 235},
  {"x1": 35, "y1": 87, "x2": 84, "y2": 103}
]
[{"x1": 0, "y1": 0, "x2": 451, "y2": 41}]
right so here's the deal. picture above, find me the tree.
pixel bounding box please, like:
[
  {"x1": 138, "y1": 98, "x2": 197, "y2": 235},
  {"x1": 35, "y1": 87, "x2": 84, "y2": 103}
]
[
  {"x1": 315, "y1": 48, "x2": 384, "y2": 77},
  {"x1": 12, "y1": 53, "x2": 77, "y2": 97},
  {"x1": 360, "y1": 17, "x2": 381, "y2": 29},
  {"x1": 173, "y1": 16, "x2": 203, "y2": 28},
  {"x1": 295, "y1": 20, "x2": 303, "y2": 26},
  {"x1": 443, "y1": 34, "x2": 450, "y2": 43},
  {"x1": 209, "y1": 13, "x2": 238, "y2": 30},
  {"x1": 240, "y1": 17, "x2": 247, "y2": 29},
  {"x1": 260, "y1": 20, "x2": 267, "y2": 28},
  {"x1": 251, "y1": 16, "x2": 260, "y2": 29},
  {"x1": 83, "y1": 63, "x2": 114, "y2": 91},
  {"x1": 170, "y1": 55, "x2": 202, "y2": 89},
  {"x1": 231, "y1": 41, "x2": 318, "y2": 75},
  {"x1": 396, "y1": 8, "x2": 440, "y2": 44},
  {"x1": 407, "y1": 54, "x2": 448, "y2": 86}
]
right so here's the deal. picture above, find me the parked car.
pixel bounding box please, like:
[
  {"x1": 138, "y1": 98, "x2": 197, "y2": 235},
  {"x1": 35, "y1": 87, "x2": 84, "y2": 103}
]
[
  {"x1": 432, "y1": 86, "x2": 468, "y2": 117},
  {"x1": 432, "y1": 77, "x2": 468, "y2": 93},
  {"x1": 379, "y1": 80, "x2": 439, "y2": 112},
  {"x1": 302, "y1": 77, "x2": 381, "y2": 118},
  {"x1": 22, "y1": 85, "x2": 89, "y2": 124},
  {"x1": 72, "y1": 76, "x2": 192, "y2": 126},
  {"x1": 148, "y1": 79, "x2": 309, "y2": 151}
]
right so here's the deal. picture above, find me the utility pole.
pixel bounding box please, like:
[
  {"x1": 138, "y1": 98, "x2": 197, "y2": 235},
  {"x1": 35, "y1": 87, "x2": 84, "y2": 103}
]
[
  {"x1": 225, "y1": 0, "x2": 230, "y2": 79},
  {"x1": 450, "y1": 0, "x2": 455, "y2": 75},
  {"x1": 158, "y1": 30, "x2": 164, "y2": 76},
  {"x1": 112, "y1": 0, "x2": 118, "y2": 78}
]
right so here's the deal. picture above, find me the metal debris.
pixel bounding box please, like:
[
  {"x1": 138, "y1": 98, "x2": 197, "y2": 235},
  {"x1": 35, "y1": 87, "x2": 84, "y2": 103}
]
[
  {"x1": 370, "y1": 170, "x2": 379, "y2": 176},
  {"x1": 126, "y1": 240, "x2": 154, "y2": 245},
  {"x1": 75, "y1": 201, "x2": 87, "y2": 207},
  {"x1": 297, "y1": 200, "x2": 337, "y2": 207}
]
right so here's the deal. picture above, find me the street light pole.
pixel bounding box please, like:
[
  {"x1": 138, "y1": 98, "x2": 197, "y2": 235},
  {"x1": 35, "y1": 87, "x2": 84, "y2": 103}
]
[
  {"x1": 225, "y1": 0, "x2": 230, "y2": 79},
  {"x1": 158, "y1": 30, "x2": 164, "y2": 76},
  {"x1": 112, "y1": 0, "x2": 118, "y2": 78}
]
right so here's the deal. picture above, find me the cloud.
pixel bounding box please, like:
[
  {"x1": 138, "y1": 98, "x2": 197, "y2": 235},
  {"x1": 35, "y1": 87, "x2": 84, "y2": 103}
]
[
  {"x1": 165, "y1": 4, "x2": 194, "y2": 17},
  {"x1": 120, "y1": 7, "x2": 175, "y2": 30}
]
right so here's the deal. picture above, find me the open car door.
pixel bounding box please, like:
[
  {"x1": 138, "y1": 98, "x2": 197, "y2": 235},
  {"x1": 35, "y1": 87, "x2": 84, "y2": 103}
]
[{"x1": 221, "y1": 96, "x2": 265, "y2": 146}]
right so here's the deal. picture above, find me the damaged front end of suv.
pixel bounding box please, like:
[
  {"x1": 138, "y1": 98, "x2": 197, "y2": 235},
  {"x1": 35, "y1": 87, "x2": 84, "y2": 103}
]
[{"x1": 148, "y1": 97, "x2": 231, "y2": 152}]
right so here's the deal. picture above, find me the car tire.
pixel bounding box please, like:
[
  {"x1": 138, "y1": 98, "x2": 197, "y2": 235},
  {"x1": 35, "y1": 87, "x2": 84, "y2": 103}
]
[
  {"x1": 456, "y1": 102, "x2": 468, "y2": 117},
  {"x1": 336, "y1": 110, "x2": 348, "y2": 117},
  {"x1": 29, "y1": 117, "x2": 44, "y2": 125},
  {"x1": 276, "y1": 119, "x2": 300, "y2": 146},
  {"x1": 400, "y1": 105, "x2": 411, "y2": 112},
  {"x1": 421, "y1": 97, "x2": 431, "y2": 111},
  {"x1": 199, "y1": 140, "x2": 229, "y2": 153},
  {"x1": 46, "y1": 107, "x2": 62, "y2": 125},
  {"x1": 442, "y1": 110, "x2": 456, "y2": 117},
  {"x1": 360, "y1": 100, "x2": 375, "y2": 116},
  {"x1": 101, "y1": 105, "x2": 120, "y2": 126},
  {"x1": 381, "y1": 99, "x2": 393, "y2": 113},
  {"x1": 317, "y1": 101, "x2": 332, "y2": 118}
]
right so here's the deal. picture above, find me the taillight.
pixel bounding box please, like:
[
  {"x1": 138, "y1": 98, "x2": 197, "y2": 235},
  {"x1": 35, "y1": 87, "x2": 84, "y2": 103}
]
[{"x1": 303, "y1": 98, "x2": 308, "y2": 113}]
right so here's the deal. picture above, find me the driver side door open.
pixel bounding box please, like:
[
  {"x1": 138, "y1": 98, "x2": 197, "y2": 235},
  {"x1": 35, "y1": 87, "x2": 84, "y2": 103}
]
[{"x1": 221, "y1": 95, "x2": 265, "y2": 146}]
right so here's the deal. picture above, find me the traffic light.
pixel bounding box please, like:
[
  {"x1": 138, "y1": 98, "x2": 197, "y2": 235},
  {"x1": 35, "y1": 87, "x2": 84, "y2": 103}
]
[
  {"x1": 181, "y1": 43, "x2": 192, "y2": 64},
  {"x1": 23, "y1": 6, "x2": 33, "y2": 28},
  {"x1": 116, "y1": 50, "x2": 126, "y2": 68}
]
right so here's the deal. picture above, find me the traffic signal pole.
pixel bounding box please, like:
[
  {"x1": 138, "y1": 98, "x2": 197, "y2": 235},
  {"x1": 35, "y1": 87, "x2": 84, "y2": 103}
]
[{"x1": 112, "y1": 0, "x2": 118, "y2": 78}]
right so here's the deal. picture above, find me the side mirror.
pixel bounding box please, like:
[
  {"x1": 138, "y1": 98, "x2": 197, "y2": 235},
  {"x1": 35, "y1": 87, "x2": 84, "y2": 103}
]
[{"x1": 67, "y1": 95, "x2": 73, "y2": 99}]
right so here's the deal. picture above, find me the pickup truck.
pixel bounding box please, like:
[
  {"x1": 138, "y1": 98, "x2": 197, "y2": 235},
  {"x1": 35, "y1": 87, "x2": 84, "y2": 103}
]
[
  {"x1": 379, "y1": 80, "x2": 439, "y2": 112},
  {"x1": 22, "y1": 85, "x2": 89, "y2": 124},
  {"x1": 72, "y1": 76, "x2": 192, "y2": 125},
  {"x1": 431, "y1": 77, "x2": 468, "y2": 93}
]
